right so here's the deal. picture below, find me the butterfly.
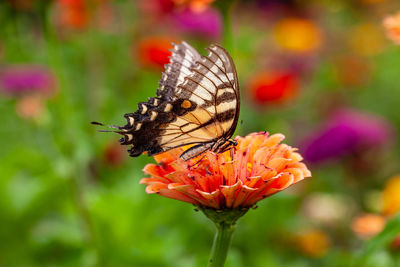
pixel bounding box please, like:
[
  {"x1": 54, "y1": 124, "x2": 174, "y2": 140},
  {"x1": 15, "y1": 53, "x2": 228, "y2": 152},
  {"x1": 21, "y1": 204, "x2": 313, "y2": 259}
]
[{"x1": 94, "y1": 42, "x2": 240, "y2": 161}]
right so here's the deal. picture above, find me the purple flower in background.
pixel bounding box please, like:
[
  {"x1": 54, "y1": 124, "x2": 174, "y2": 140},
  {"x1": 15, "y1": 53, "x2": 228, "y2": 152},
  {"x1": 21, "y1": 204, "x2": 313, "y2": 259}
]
[
  {"x1": 300, "y1": 109, "x2": 394, "y2": 163},
  {"x1": 173, "y1": 7, "x2": 222, "y2": 39},
  {"x1": 0, "y1": 65, "x2": 56, "y2": 96}
]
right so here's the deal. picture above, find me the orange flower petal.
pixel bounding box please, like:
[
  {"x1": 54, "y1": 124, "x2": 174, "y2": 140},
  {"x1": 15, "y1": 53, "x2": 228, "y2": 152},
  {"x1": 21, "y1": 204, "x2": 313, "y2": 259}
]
[
  {"x1": 196, "y1": 190, "x2": 221, "y2": 209},
  {"x1": 232, "y1": 184, "x2": 257, "y2": 208},
  {"x1": 221, "y1": 180, "x2": 242, "y2": 208},
  {"x1": 140, "y1": 132, "x2": 311, "y2": 209},
  {"x1": 158, "y1": 188, "x2": 200, "y2": 205}
]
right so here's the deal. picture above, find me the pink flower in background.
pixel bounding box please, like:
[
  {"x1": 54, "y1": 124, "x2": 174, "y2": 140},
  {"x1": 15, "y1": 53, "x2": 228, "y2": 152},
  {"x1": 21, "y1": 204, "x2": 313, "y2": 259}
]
[
  {"x1": 0, "y1": 65, "x2": 56, "y2": 97},
  {"x1": 173, "y1": 7, "x2": 222, "y2": 39},
  {"x1": 300, "y1": 109, "x2": 394, "y2": 163},
  {"x1": 383, "y1": 11, "x2": 400, "y2": 45}
]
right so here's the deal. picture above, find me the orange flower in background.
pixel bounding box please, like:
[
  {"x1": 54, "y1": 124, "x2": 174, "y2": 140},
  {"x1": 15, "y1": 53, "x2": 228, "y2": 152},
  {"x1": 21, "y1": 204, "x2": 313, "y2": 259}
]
[
  {"x1": 274, "y1": 17, "x2": 322, "y2": 53},
  {"x1": 137, "y1": 37, "x2": 175, "y2": 69},
  {"x1": 173, "y1": 0, "x2": 215, "y2": 13},
  {"x1": 295, "y1": 229, "x2": 331, "y2": 258},
  {"x1": 58, "y1": 0, "x2": 88, "y2": 29},
  {"x1": 16, "y1": 95, "x2": 44, "y2": 120},
  {"x1": 248, "y1": 71, "x2": 299, "y2": 105},
  {"x1": 349, "y1": 23, "x2": 386, "y2": 56},
  {"x1": 383, "y1": 11, "x2": 400, "y2": 45},
  {"x1": 382, "y1": 175, "x2": 400, "y2": 216},
  {"x1": 351, "y1": 213, "x2": 386, "y2": 239},
  {"x1": 140, "y1": 132, "x2": 311, "y2": 209},
  {"x1": 334, "y1": 55, "x2": 371, "y2": 87},
  {"x1": 55, "y1": 0, "x2": 112, "y2": 31}
]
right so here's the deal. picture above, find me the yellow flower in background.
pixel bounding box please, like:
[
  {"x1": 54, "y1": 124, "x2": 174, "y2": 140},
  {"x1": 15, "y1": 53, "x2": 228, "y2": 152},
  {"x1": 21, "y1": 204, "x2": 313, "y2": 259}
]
[
  {"x1": 349, "y1": 23, "x2": 386, "y2": 56},
  {"x1": 273, "y1": 17, "x2": 322, "y2": 53},
  {"x1": 295, "y1": 229, "x2": 331, "y2": 258},
  {"x1": 382, "y1": 175, "x2": 400, "y2": 216},
  {"x1": 351, "y1": 214, "x2": 386, "y2": 239},
  {"x1": 383, "y1": 11, "x2": 400, "y2": 45}
]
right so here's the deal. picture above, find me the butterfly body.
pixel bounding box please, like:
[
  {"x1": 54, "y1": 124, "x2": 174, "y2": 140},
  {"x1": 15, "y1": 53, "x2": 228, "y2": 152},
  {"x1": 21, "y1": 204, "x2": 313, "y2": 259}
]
[{"x1": 113, "y1": 42, "x2": 240, "y2": 161}]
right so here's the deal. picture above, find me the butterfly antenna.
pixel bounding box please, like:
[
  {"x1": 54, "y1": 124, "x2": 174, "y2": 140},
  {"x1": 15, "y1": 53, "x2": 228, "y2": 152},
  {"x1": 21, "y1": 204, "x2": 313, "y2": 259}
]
[{"x1": 91, "y1": 121, "x2": 121, "y2": 133}]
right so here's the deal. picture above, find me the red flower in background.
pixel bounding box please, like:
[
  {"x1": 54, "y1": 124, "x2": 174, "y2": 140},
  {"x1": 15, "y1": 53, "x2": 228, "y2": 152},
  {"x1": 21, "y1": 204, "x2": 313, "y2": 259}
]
[
  {"x1": 141, "y1": 132, "x2": 311, "y2": 209},
  {"x1": 103, "y1": 141, "x2": 127, "y2": 167},
  {"x1": 248, "y1": 71, "x2": 299, "y2": 105},
  {"x1": 136, "y1": 36, "x2": 175, "y2": 69}
]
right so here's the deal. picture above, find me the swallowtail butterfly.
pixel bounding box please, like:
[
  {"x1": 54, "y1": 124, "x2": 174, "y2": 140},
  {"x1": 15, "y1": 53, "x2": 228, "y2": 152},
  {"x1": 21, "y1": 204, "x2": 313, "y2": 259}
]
[{"x1": 94, "y1": 42, "x2": 240, "y2": 161}]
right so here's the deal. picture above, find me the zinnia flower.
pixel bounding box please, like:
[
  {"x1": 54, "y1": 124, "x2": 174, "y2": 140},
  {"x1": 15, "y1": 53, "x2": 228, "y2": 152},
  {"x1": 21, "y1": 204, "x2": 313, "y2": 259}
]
[
  {"x1": 140, "y1": 132, "x2": 311, "y2": 209},
  {"x1": 300, "y1": 109, "x2": 394, "y2": 164},
  {"x1": 248, "y1": 70, "x2": 299, "y2": 105},
  {"x1": 383, "y1": 11, "x2": 400, "y2": 45}
]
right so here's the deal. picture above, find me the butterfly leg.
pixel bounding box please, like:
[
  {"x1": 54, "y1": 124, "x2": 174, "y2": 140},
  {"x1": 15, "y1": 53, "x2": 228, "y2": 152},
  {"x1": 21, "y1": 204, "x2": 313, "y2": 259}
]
[
  {"x1": 188, "y1": 155, "x2": 207, "y2": 169},
  {"x1": 214, "y1": 138, "x2": 238, "y2": 154}
]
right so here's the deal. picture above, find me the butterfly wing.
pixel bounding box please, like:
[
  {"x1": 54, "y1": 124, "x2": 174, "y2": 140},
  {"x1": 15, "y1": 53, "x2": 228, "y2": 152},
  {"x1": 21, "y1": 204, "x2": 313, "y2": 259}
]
[{"x1": 117, "y1": 42, "x2": 240, "y2": 160}]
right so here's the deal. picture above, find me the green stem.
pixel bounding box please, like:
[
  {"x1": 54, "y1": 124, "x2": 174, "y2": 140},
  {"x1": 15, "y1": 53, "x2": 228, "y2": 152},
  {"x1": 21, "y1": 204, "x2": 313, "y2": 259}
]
[
  {"x1": 208, "y1": 221, "x2": 236, "y2": 267},
  {"x1": 200, "y1": 207, "x2": 249, "y2": 267}
]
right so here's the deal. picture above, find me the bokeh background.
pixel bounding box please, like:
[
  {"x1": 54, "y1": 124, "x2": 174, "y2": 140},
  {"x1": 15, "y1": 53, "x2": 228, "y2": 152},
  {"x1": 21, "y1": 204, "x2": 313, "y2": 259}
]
[{"x1": 1, "y1": 0, "x2": 400, "y2": 266}]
